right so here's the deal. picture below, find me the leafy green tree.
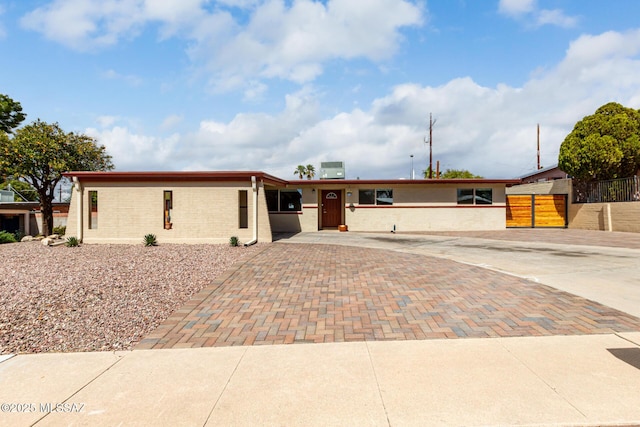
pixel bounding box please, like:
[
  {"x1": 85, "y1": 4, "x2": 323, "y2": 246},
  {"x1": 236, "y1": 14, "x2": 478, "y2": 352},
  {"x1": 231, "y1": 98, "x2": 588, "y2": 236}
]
[
  {"x1": 440, "y1": 169, "x2": 483, "y2": 179},
  {"x1": 0, "y1": 94, "x2": 26, "y2": 134},
  {"x1": 294, "y1": 165, "x2": 306, "y2": 179},
  {"x1": 305, "y1": 164, "x2": 315, "y2": 180},
  {"x1": 558, "y1": 102, "x2": 640, "y2": 181},
  {"x1": 1, "y1": 179, "x2": 39, "y2": 201},
  {"x1": 0, "y1": 120, "x2": 114, "y2": 235},
  {"x1": 422, "y1": 168, "x2": 482, "y2": 179}
]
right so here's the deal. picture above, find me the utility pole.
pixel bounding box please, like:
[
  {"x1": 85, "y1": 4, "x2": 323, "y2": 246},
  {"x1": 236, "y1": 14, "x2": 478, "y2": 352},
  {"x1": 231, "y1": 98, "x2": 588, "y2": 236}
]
[
  {"x1": 424, "y1": 113, "x2": 437, "y2": 178},
  {"x1": 537, "y1": 123, "x2": 541, "y2": 170}
]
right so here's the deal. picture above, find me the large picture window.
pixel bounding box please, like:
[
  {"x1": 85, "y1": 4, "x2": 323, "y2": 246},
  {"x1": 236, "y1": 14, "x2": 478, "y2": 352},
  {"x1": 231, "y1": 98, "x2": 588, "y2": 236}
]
[
  {"x1": 457, "y1": 188, "x2": 493, "y2": 205},
  {"x1": 358, "y1": 189, "x2": 375, "y2": 205},
  {"x1": 266, "y1": 189, "x2": 302, "y2": 212},
  {"x1": 359, "y1": 189, "x2": 393, "y2": 205}
]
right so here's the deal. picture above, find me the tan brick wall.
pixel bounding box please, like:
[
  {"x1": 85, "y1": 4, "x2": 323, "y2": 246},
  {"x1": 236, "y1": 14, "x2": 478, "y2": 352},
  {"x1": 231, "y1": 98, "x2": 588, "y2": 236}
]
[
  {"x1": 569, "y1": 202, "x2": 640, "y2": 232},
  {"x1": 270, "y1": 183, "x2": 508, "y2": 232},
  {"x1": 345, "y1": 206, "x2": 506, "y2": 231},
  {"x1": 75, "y1": 181, "x2": 272, "y2": 244}
]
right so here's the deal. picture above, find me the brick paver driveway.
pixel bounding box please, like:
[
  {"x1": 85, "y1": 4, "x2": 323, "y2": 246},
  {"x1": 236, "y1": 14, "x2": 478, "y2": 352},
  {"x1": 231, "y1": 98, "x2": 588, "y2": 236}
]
[{"x1": 137, "y1": 241, "x2": 640, "y2": 349}]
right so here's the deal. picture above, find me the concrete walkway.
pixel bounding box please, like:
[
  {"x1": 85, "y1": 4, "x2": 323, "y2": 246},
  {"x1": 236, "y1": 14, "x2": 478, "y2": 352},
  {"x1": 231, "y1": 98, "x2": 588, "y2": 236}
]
[{"x1": 2, "y1": 229, "x2": 640, "y2": 426}]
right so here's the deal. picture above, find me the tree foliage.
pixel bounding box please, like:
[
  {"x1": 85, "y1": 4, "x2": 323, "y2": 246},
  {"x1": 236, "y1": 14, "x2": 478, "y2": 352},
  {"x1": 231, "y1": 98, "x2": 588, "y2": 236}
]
[
  {"x1": 294, "y1": 164, "x2": 316, "y2": 179},
  {"x1": 422, "y1": 168, "x2": 482, "y2": 179},
  {"x1": 0, "y1": 120, "x2": 114, "y2": 235},
  {"x1": 0, "y1": 179, "x2": 39, "y2": 201},
  {"x1": 0, "y1": 94, "x2": 26, "y2": 133},
  {"x1": 439, "y1": 169, "x2": 483, "y2": 179},
  {"x1": 558, "y1": 102, "x2": 640, "y2": 181}
]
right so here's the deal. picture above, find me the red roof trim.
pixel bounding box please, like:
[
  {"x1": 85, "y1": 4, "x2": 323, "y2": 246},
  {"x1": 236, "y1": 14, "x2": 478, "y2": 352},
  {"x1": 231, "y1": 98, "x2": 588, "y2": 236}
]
[
  {"x1": 288, "y1": 178, "x2": 521, "y2": 185},
  {"x1": 63, "y1": 171, "x2": 288, "y2": 186},
  {"x1": 63, "y1": 171, "x2": 518, "y2": 187}
]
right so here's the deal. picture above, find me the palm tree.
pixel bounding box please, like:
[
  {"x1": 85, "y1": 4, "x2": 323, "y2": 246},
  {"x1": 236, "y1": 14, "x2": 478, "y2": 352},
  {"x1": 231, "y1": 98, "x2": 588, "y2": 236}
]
[
  {"x1": 294, "y1": 165, "x2": 306, "y2": 179},
  {"x1": 305, "y1": 164, "x2": 315, "y2": 180}
]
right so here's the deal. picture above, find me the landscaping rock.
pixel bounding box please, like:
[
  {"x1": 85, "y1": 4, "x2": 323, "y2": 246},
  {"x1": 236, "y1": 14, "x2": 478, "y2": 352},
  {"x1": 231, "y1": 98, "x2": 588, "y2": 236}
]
[
  {"x1": 21, "y1": 235, "x2": 34, "y2": 242},
  {"x1": 41, "y1": 238, "x2": 51, "y2": 246}
]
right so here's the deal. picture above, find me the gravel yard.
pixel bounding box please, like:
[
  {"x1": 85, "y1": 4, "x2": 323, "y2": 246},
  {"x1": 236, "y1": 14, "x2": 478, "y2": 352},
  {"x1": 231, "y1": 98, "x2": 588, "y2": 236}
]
[{"x1": 0, "y1": 241, "x2": 264, "y2": 354}]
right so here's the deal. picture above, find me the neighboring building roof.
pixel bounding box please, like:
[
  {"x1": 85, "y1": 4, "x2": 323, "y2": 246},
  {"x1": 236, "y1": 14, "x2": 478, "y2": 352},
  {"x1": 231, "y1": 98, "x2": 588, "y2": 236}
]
[
  {"x1": 517, "y1": 164, "x2": 568, "y2": 183},
  {"x1": 63, "y1": 171, "x2": 289, "y2": 186}
]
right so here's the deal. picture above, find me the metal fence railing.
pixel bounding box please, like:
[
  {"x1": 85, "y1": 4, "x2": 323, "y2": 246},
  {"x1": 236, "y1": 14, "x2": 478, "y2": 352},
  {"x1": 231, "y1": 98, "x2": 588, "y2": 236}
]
[{"x1": 572, "y1": 176, "x2": 640, "y2": 203}]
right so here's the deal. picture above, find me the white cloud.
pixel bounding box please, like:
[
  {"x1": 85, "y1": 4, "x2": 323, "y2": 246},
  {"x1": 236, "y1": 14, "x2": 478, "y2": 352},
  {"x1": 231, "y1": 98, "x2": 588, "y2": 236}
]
[
  {"x1": 96, "y1": 115, "x2": 119, "y2": 128},
  {"x1": 498, "y1": 0, "x2": 577, "y2": 29},
  {"x1": 535, "y1": 9, "x2": 577, "y2": 29},
  {"x1": 85, "y1": 126, "x2": 180, "y2": 171},
  {"x1": 195, "y1": 0, "x2": 424, "y2": 88},
  {"x1": 85, "y1": 29, "x2": 640, "y2": 179},
  {"x1": 21, "y1": 0, "x2": 424, "y2": 90},
  {"x1": 160, "y1": 114, "x2": 183, "y2": 131},
  {"x1": 498, "y1": 0, "x2": 536, "y2": 17}
]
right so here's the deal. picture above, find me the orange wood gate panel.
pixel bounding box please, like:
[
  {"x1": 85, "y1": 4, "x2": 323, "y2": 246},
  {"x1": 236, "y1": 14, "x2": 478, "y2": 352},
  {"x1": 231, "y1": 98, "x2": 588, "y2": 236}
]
[
  {"x1": 534, "y1": 195, "x2": 567, "y2": 227},
  {"x1": 506, "y1": 195, "x2": 533, "y2": 227},
  {"x1": 506, "y1": 194, "x2": 567, "y2": 228}
]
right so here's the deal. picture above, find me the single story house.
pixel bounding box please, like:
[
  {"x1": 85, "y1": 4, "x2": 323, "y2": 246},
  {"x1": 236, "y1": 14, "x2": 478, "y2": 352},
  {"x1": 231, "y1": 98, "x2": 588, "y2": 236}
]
[
  {"x1": 0, "y1": 201, "x2": 70, "y2": 236},
  {"x1": 63, "y1": 171, "x2": 520, "y2": 244}
]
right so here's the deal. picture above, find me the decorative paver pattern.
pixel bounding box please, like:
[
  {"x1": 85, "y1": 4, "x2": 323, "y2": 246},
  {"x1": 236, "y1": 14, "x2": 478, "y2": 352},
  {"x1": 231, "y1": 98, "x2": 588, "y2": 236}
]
[{"x1": 137, "y1": 243, "x2": 640, "y2": 349}]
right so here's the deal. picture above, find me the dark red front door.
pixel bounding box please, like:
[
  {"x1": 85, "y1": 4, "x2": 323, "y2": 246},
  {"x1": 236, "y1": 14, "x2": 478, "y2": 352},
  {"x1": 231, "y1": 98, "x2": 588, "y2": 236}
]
[{"x1": 321, "y1": 190, "x2": 342, "y2": 228}]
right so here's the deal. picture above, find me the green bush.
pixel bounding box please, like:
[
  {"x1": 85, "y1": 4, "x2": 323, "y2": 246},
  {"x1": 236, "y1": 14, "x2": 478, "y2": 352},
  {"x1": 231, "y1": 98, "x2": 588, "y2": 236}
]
[
  {"x1": 65, "y1": 236, "x2": 80, "y2": 247},
  {"x1": 229, "y1": 236, "x2": 239, "y2": 247},
  {"x1": 53, "y1": 225, "x2": 66, "y2": 236},
  {"x1": 0, "y1": 231, "x2": 17, "y2": 244},
  {"x1": 143, "y1": 234, "x2": 158, "y2": 247}
]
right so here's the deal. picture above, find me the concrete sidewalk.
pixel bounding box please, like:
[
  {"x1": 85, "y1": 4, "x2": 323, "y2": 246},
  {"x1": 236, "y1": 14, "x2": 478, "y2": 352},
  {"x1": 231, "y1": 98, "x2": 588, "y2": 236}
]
[{"x1": 1, "y1": 333, "x2": 640, "y2": 426}]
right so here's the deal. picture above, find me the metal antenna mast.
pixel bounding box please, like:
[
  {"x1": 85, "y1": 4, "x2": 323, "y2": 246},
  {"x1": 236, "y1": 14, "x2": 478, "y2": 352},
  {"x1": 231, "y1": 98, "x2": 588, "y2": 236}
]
[{"x1": 424, "y1": 113, "x2": 437, "y2": 178}]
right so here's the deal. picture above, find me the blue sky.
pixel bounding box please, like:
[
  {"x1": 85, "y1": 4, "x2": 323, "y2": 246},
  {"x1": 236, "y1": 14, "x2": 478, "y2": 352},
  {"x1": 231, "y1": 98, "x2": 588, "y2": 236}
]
[{"x1": 2, "y1": 0, "x2": 640, "y2": 180}]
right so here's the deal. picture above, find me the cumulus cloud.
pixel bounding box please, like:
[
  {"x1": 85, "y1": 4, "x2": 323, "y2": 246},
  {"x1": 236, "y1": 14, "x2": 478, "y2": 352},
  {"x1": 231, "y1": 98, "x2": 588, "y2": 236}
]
[
  {"x1": 498, "y1": 0, "x2": 535, "y2": 17},
  {"x1": 21, "y1": 0, "x2": 423, "y2": 90},
  {"x1": 86, "y1": 29, "x2": 640, "y2": 179},
  {"x1": 498, "y1": 0, "x2": 577, "y2": 29}
]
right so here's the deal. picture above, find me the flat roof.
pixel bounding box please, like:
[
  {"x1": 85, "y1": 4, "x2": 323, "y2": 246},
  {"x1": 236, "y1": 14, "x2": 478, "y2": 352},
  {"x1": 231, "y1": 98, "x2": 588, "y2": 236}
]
[
  {"x1": 288, "y1": 178, "x2": 521, "y2": 186},
  {"x1": 64, "y1": 171, "x2": 289, "y2": 186},
  {"x1": 64, "y1": 171, "x2": 520, "y2": 187}
]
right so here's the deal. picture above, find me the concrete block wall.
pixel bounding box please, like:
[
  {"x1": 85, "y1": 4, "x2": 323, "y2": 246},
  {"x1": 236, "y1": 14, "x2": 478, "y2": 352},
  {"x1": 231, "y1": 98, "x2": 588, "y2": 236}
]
[
  {"x1": 68, "y1": 181, "x2": 272, "y2": 244},
  {"x1": 569, "y1": 202, "x2": 640, "y2": 232}
]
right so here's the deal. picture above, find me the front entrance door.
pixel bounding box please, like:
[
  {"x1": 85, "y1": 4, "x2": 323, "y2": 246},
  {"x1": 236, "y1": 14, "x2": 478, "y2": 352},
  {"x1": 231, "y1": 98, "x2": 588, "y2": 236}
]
[{"x1": 321, "y1": 190, "x2": 342, "y2": 228}]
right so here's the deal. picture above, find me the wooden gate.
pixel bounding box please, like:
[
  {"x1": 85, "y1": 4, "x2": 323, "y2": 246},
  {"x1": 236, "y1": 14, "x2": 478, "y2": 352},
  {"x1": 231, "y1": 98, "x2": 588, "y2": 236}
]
[{"x1": 506, "y1": 194, "x2": 567, "y2": 228}]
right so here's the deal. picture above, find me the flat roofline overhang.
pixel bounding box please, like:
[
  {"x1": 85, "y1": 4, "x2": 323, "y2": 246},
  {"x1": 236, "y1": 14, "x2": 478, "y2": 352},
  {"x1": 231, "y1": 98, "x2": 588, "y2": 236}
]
[
  {"x1": 287, "y1": 178, "x2": 522, "y2": 186},
  {"x1": 63, "y1": 171, "x2": 289, "y2": 186}
]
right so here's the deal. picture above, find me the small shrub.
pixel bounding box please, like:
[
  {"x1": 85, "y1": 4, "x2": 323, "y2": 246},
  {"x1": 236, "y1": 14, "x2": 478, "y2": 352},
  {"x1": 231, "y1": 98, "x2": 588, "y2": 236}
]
[
  {"x1": 0, "y1": 231, "x2": 17, "y2": 244},
  {"x1": 13, "y1": 230, "x2": 24, "y2": 241},
  {"x1": 229, "y1": 236, "x2": 239, "y2": 247},
  {"x1": 65, "y1": 236, "x2": 80, "y2": 247},
  {"x1": 53, "y1": 225, "x2": 66, "y2": 236},
  {"x1": 143, "y1": 234, "x2": 158, "y2": 247}
]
